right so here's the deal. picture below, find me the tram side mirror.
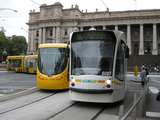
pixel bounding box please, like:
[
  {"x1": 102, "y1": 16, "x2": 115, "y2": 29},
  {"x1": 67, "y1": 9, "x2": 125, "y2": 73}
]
[{"x1": 125, "y1": 47, "x2": 129, "y2": 59}]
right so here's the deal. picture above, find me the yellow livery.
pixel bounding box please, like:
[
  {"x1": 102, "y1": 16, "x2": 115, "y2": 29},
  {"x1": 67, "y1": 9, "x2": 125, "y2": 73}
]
[
  {"x1": 6, "y1": 55, "x2": 25, "y2": 72},
  {"x1": 36, "y1": 43, "x2": 69, "y2": 90},
  {"x1": 24, "y1": 55, "x2": 37, "y2": 74}
]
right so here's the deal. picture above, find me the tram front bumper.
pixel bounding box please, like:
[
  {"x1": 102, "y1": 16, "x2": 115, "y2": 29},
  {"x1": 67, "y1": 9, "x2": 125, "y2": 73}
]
[
  {"x1": 70, "y1": 88, "x2": 113, "y2": 94},
  {"x1": 69, "y1": 88, "x2": 125, "y2": 103}
]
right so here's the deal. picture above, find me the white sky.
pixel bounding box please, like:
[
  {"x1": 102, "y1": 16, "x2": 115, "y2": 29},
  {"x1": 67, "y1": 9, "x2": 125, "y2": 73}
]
[{"x1": 0, "y1": 0, "x2": 160, "y2": 42}]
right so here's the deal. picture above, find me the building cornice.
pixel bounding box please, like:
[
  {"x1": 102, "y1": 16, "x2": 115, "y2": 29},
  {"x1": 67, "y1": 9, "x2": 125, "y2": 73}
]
[{"x1": 27, "y1": 14, "x2": 160, "y2": 26}]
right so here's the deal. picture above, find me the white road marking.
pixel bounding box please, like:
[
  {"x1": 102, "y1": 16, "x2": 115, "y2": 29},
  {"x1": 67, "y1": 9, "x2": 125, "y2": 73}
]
[
  {"x1": 146, "y1": 112, "x2": 160, "y2": 118},
  {"x1": 149, "y1": 86, "x2": 159, "y2": 94},
  {"x1": 0, "y1": 94, "x2": 4, "y2": 97}
]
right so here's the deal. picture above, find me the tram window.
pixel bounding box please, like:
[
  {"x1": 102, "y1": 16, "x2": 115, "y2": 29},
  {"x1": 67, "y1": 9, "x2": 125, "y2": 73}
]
[
  {"x1": 29, "y1": 62, "x2": 33, "y2": 67},
  {"x1": 99, "y1": 58, "x2": 110, "y2": 71},
  {"x1": 115, "y1": 43, "x2": 125, "y2": 81}
]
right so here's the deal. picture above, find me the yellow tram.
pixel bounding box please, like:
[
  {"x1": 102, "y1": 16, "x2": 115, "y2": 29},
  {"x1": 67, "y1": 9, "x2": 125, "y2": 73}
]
[
  {"x1": 36, "y1": 43, "x2": 69, "y2": 90},
  {"x1": 24, "y1": 55, "x2": 37, "y2": 74},
  {"x1": 6, "y1": 55, "x2": 25, "y2": 72}
]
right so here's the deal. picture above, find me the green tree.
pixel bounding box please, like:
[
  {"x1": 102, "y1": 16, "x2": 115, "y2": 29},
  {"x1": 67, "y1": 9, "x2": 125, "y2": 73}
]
[
  {"x1": 10, "y1": 35, "x2": 28, "y2": 55},
  {"x1": 0, "y1": 31, "x2": 8, "y2": 62},
  {"x1": 0, "y1": 31, "x2": 28, "y2": 62},
  {"x1": 0, "y1": 31, "x2": 7, "y2": 48}
]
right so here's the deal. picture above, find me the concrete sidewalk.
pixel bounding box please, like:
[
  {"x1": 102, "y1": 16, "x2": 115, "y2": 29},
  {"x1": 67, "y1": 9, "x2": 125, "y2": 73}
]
[{"x1": 0, "y1": 64, "x2": 7, "y2": 71}]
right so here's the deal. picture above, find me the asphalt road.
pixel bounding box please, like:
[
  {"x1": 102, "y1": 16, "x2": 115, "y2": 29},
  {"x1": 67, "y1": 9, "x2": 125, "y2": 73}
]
[
  {"x1": 0, "y1": 71, "x2": 36, "y2": 95},
  {"x1": 0, "y1": 88, "x2": 143, "y2": 120},
  {"x1": 145, "y1": 76, "x2": 160, "y2": 119},
  {"x1": 0, "y1": 71, "x2": 145, "y2": 120},
  {"x1": 0, "y1": 71, "x2": 159, "y2": 119},
  {"x1": 126, "y1": 74, "x2": 160, "y2": 119}
]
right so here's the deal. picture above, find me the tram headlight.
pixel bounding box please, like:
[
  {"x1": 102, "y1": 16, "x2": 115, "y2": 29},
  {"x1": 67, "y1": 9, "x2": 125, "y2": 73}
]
[
  {"x1": 71, "y1": 78, "x2": 75, "y2": 87},
  {"x1": 71, "y1": 78, "x2": 75, "y2": 83},
  {"x1": 106, "y1": 80, "x2": 111, "y2": 85},
  {"x1": 105, "y1": 80, "x2": 111, "y2": 88}
]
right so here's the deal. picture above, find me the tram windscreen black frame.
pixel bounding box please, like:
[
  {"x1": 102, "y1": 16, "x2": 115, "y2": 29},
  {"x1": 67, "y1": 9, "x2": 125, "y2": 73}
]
[
  {"x1": 71, "y1": 31, "x2": 116, "y2": 76},
  {"x1": 38, "y1": 48, "x2": 68, "y2": 76}
]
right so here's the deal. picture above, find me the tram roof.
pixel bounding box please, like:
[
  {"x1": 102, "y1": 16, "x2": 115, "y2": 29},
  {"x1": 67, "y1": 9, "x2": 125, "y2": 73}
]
[
  {"x1": 24, "y1": 55, "x2": 37, "y2": 59},
  {"x1": 7, "y1": 55, "x2": 25, "y2": 59},
  {"x1": 39, "y1": 43, "x2": 68, "y2": 48},
  {"x1": 71, "y1": 30, "x2": 126, "y2": 44}
]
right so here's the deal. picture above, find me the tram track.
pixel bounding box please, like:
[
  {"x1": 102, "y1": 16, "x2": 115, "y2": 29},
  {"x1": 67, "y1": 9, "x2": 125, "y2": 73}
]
[
  {"x1": 46, "y1": 91, "x2": 136, "y2": 120},
  {"x1": 0, "y1": 91, "x2": 73, "y2": 120},
  {"x1": 47, "y1": 102, "x2": 77, "y2": 120},
  {"x1": 0, "y1": 87, "x2": 38, "y2": 102},
  {"x1": 47, "y1": 102, "x2": 114, "y2": 120},
  {"x1": 44, "y1": 82, "x2": 139, "y2": 120},
  {"x1": 0, "y1": 92, "x2": 137, "y2": 120},
  {"x1": 90, "y1": 107, "x2": 106, "y2": 120},
  {"x1": 0, "y1": 83, "x2": 145, "y2": 120},
  {"x1": 0, "y1": 90, "x2": 57, "y2": 115}
]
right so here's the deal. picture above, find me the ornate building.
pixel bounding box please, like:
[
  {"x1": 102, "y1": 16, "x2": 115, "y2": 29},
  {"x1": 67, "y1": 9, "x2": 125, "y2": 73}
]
[{"x1": 27, "y1": 2, "x2": 160, "y2": 56}]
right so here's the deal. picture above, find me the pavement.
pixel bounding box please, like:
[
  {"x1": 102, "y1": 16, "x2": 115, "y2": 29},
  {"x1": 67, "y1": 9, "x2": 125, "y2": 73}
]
[
  {"x1": 0, "y1": 64, "x2": 7, "y2": 71},
  {"x1": 127, "y1": 73, "x2": 160, "y2": 119},
  {"x1": 0, "y1": 71, "x2": 36, "y2": 96},
  {"x1": 0, "y1": 71, "x2": 159, "y2": 119}
]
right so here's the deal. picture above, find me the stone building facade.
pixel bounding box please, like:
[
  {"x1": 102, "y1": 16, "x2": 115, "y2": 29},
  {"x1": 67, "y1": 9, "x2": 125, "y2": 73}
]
[{"x1": 27, "y1": 2, "x2": 160, "y2": 56}]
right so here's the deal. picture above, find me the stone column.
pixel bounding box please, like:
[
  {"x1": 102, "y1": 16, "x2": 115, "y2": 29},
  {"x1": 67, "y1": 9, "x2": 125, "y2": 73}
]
[
  {"x1": 30, "y1": 30, "x2": 35, "y2": 52},
  {"x1": 52, "y1": 27, "x2": 56, "y2": 43},
  {"x1": 30, "y1": 30, "x2": 34, "y2": 52},
  {"x1": 115, "y1": 25, "x2": 118, "y2": 31},
  {"x1": 80, "y1": 27, "x2": 83, "y2": 31},
  {"x1": 42, "y1": 27, "x2": 46, "y2": 43},
  {"x1": 73, "y1": 27, "x2": 77, "y2": 32},
  {"x1": 139, "y1": 24, "x2": 144, "y2": 55},
  {"x1": 75, "y1": 27, "x2": 79, "y2": 31},
  {"x1": 56, "y1": 26, "x2": 60, "y2": 43},
  {"x1": 152, "y1": 24, "x2": 158, "y2": 55},
  {"x1": 103, "y1": 26, "x2": 106, "y2": 30},
  {"x1": 127, "y1": 24, "x2": 131, "y2": 55},
  {"x1": 38, "y1": 28, "x2": 42, "y2": 44},
  {"x1": 28, "y1": 30, "x2": 31, "y2": 53}
]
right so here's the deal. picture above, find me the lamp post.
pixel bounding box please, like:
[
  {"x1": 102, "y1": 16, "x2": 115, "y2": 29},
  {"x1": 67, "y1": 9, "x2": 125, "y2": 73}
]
[{"x1": 0, "y1": 8, "x2": 18, "y2": 13}]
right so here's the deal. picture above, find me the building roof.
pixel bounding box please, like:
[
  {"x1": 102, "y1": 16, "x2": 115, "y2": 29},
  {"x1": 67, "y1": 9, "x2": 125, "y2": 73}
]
[{"x1": 53, "y1": 2, "x2": 63, "y2": 6}]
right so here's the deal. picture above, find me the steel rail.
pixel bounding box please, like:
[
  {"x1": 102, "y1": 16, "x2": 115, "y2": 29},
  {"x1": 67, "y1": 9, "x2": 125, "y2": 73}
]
[
  {"x1": 120, "y1": 88, "x2": 147, "y2": 120},
  {"x1": 0, "y1": 92, "x2": 56, "y2": 114}
]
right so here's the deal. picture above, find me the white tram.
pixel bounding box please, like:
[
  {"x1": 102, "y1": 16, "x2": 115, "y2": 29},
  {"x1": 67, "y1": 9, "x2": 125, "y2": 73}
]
[{"x1": 69, "y1": 30, "x2": 129, "y2": 103}]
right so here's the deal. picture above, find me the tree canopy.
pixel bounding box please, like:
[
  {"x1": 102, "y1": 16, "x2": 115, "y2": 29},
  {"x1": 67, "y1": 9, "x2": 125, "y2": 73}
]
[{"x1": 0, "y1": 31, "x2": 28, "y2": 62}]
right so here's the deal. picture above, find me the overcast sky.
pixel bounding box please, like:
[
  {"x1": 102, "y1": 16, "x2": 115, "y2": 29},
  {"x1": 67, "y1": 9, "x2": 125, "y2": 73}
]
[{"x1": 1, "y1": 0, "x2": 160, "y2": 42}]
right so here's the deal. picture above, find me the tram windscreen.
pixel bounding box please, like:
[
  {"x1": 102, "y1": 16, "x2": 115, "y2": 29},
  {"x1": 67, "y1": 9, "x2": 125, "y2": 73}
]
[
  {"x1": 71, "y1": 31, "x2": 116, "y2": 75},
  {"x1": 38, "y1": 48, "x2": 68, "y2": 76},
  {"x1": 12, "y1": 60, "x2": 22, "y2": 68}
]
